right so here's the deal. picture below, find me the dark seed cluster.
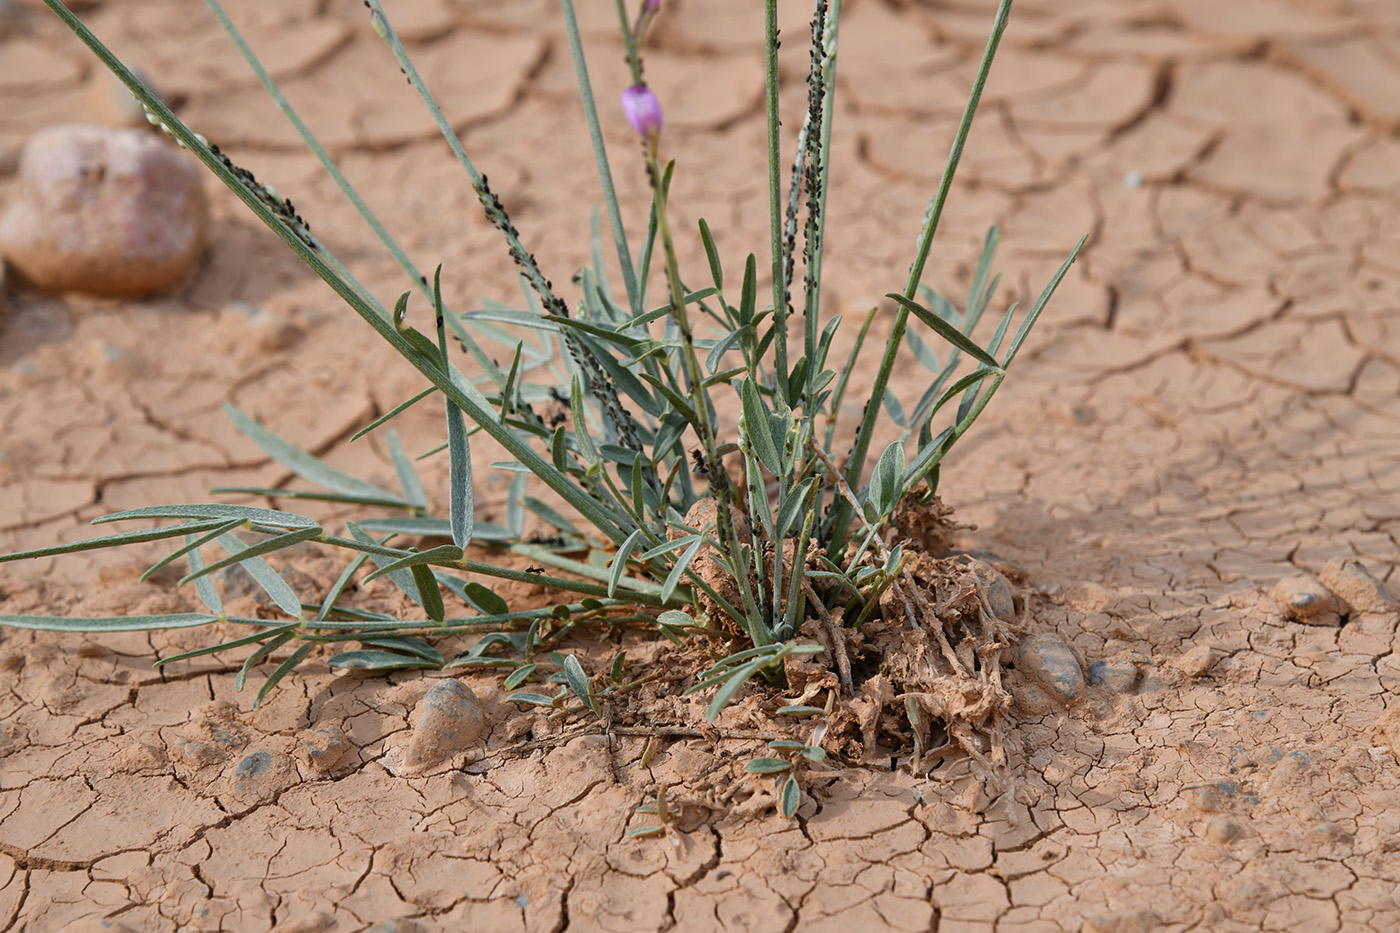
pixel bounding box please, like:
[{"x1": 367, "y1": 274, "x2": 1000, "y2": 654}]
[
  {"x1": 471, "y1": 173, "x2": 646, "y2": 456},
  {"x1": 210, "y1": 142, "x2": 317, "y2": 250}
]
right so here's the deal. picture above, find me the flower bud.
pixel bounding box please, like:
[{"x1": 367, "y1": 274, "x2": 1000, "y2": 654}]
[{"x1": 621, "y1": 84, "x2": 663, "y2": 137}]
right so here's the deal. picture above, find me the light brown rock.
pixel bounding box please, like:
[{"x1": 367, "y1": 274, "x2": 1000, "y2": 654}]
[{"x1": 0, "y1": 124, "x2": 207, "y2": 296}]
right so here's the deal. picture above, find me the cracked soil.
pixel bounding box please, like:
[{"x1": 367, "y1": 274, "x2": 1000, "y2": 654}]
[{"x1": 2, "y1": 0, "x2": 1400, "y2": 930}]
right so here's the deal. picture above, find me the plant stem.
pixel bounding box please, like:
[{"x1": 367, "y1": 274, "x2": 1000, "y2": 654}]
[{"x1": 835, "y1": 0, "x2": 1013, "y2": 551}]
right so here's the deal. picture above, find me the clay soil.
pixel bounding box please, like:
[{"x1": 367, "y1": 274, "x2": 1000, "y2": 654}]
[{"x1": 3, "y1": 0, "x2": 1400, "y2": 930}]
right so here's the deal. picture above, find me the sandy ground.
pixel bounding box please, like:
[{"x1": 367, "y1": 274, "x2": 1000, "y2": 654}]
[{"x1": 2, "y1": 0, "x2": 1400, "y2": 930}]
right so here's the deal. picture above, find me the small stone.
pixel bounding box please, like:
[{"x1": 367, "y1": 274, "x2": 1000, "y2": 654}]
[
  {"x1": 1318, "y1": 557, "x2": 1398, "y2": 616},
  {"x1": 1086, "y1": 657, "x2": 1141, "y2": 693},
  {"x1": 229, "y1": 748, "x2": 295, "y2": 801},
  {"x1": 0, "y1": 124, "x2": 207, "y2": 296},
  {"x1": 1176, "y1": 645, "x2": 1218, "y2": 678},
  {"x1": 982, "y1": 566, "x2": 1017, "y2": 623},
  {"x1": 294, "y1": 725, "x2": 353, "y2": 776},
  {"x1": 1018, "y1": 634, "x2": 1084, "y2": 704},
  {"x1": 1272, "y1": 575, "x2": 1342, "y2": 626},
  {"x1": 407, "y1": 678, "x2": 485, "y2": 769}
]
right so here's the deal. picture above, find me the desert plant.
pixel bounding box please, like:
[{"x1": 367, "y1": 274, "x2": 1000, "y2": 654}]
[{"x1": 2, "y1": 0, "x2": 1082, "y2": 720}]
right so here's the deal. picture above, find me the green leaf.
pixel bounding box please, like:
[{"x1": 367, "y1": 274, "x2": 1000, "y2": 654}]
[
  {"x1": 357, "y1": 636, "x2": 443, "y2": 664},
  {"x1": 801, "y1": 746, "x2": 826, "y2": 762},
  {"x1": 355, "y1": 516, "x2": 511, "y2": 543},
  {"x1": 0, "y1": 519, "x2": 231, "y2": 566},
  {"x1": 1004, "y1": 234, "x2": 1087, "y2": 368},
  {"x1": 179, "y1": 526, "x2": 322, "y2": 586},
  {"x1": 445, "y1": 390, "x2": 474, "y2": 549},
  {"x1": 222, "y1": 403, "x2": 408, "y2": 506},
  {"x1": 661, "y1": 535, "x2": 704, "y2": 604},
  {"x1": 387, "y1": 428, "x2": 428, "y2": 509},
  {"x1": 562, "y1": 654, "x2": 597, "y2": 714},
  {"x1": 607, "y1": 529, "x2": 645, "y2": 598},
  {"x1": 657, "y1": 609, "x2": 695, "y2": 629},
  {"x1": 410, "y1": 562, "x2": 445, "y2": 623},
  {"x1": 903, "y1": 327, "x2": 942, "y2": 374},
  {"x1": 698, "y1": 217, "x2": 723, "y2": 290},
  {"x1": 740, "y1": 379, "x2": 782, "y2": 476},
  {"x1": 744, "y1": 757, "x2": 793, "y2": 774},
  {"x1": 504, "y1": 663, "x2": 537, "y2": 689},
  {"x1": 569, "y1": 374, "x2": 599, "y2": 466},
  {"x1": 882, "y1": 388, "x2": 907, "y2": 427},
  {"x1": 156, "y1": 624, "x2": 298, "y2": 667},
  {"x1": 774, "y1": 478, "x2": 815, "y2": 539},
  {"x1": 551, "y1": 425, "x2": 568, "y2": 471},
  {"x1": 463, "y1": 582, "x2": 509, "y2": 616},
  {"x1": 884, "y1": 293, "x2": 1002, "y2": 369},
  {"x1": 780, "y1": 774, "x2": 801, "y2": 817},
  {"x1": 327, "y1": 649, "x2": 439, "y2": 671},
  {"x1": 185, "y1": 533, "x2": 224, "y2": 616},
  {"x1": 140, "y1": 519, "x2": 243, "y2": 583},
  {"x1": 523, "y1": 497, "x2": 581, "y2": 536},
  {"x1": 215, "y1": 532, "x2": 306, "y2": 620},
  {"x1": 360, "y1": 544, "x2": 463, "y2": 584},
  {"x1": 505, "y1": 692, "x2": 561, "y2": 708},
  {"x1": 350, "y1": 386, "x2": 437, "y2": 442},
  {"x1": 93, "y1": 504, "x2": 317, "y2": 530},
  {"x1": 865, "y1": 441, "x2": 906, "y2": 520},
  {"x1": 0, "y1": 612, "x2": 221, "y2": 633}
]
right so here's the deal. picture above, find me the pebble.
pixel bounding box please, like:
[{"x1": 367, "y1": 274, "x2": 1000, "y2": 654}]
[
  {"x1": 1318, "y1": 557, "x2": 1397, "y2": 616},
  {"x1": 1272, "y1": 575, "x2": 1341, "y2": 626},
  {"x1": 406, "y1": 678, "x2": 485, "y2": 769},
  {"x1": 0, "y1": 124, "x2": 207, "y2": 296},
  {"x1": 981, "y1": 565, "x2": 1017, "y2": 623},
  {"x1": 1087, "y1": 657, "x2": 1141, "y2": 693},
  {"x1": 1175, "y1": 645, "x2": 1217, "y2": 679},
  {"x1": 1017, "y1": 634, "x2": 1084, "y2": 704},
  {"x1": 294, "y1": 725, "x2": 353, "y2": 776}
]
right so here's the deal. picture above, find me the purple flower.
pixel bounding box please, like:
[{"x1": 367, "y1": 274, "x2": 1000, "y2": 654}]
[
  {"x1": 621, "y1": 84, "x2": 663, "y2": 137},
  {"x1": 644, "y1": 0, "x2": 659, "y2": 11}
]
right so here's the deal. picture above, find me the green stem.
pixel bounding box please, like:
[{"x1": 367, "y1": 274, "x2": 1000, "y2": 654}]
[{"x1": 836, "y1": 0, "x2": 1012, "y2": 550}]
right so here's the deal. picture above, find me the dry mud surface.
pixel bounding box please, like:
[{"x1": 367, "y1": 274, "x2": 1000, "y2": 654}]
[{"x1": 3, "y1": 0, "x2": 1400, "y2": 930}]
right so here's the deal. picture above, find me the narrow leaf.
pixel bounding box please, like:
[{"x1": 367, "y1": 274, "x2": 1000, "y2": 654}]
[
  {"x1": 885, "y1": 293, "x2": 1001, "y2": 369},
  {"x1": 740, "y1": 379, "x2": 783, "y2": 476},
  {"x1": 562, "y1": 654, "x2": 597, "y2": 714},
  {"x1": 781, "y1": 774, "x2": 801, "y2": 817},
  {"x1": 386, "y1": 428, "x2": 428, "y2": 508},
  {"x1": 661, "y1": 535, "x2": 704, "y2": 604},
  {"x1": 0, "y1": 612, "x2": 220, "y2": 633},
  {"x1": 222, "y1": 403, "x2": 408, "y2": 505},
  {"x1": 0, "y1": 519, "x2": 230, "y2": 566}
]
